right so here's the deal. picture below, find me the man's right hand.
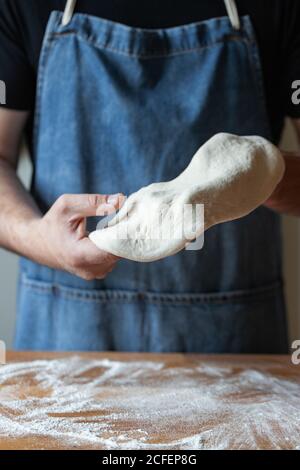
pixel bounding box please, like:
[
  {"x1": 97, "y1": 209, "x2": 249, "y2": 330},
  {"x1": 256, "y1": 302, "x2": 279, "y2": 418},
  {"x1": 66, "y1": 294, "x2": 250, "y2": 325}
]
[
  {"x1": 0, "y1": 110, "x2": 125, "y2": 281},
  {"x1": 26, "y1": 193, "x2": 125, "y2": 281}
]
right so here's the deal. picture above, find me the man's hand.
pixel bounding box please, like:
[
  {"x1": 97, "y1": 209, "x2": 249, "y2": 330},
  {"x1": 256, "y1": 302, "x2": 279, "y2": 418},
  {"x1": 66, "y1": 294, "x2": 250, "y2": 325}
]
[
  {"x1": 264, "y1": 152, "x2": 300, "y2": 216},
  {"x1": 0, "y1": 109, "x2": 124, "y2": 280},
  {"x1": 26, "y1": 193, "x2": 125, "y2": 280}
]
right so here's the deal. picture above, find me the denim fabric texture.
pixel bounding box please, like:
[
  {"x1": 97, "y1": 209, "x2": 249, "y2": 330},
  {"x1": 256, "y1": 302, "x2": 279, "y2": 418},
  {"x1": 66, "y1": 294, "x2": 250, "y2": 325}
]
[{"x1": 15, "y1": 12, "x2": 288, "y2": 353}]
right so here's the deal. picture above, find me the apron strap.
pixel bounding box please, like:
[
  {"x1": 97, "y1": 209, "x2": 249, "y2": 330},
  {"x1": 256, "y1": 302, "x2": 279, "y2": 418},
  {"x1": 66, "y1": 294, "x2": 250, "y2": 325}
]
[
  {"x1": 223, "y1": 0, "x2": 241, "y2": 30},
  {"x1": 62, "y1": 0, "x2": 77, "y2": 26}
]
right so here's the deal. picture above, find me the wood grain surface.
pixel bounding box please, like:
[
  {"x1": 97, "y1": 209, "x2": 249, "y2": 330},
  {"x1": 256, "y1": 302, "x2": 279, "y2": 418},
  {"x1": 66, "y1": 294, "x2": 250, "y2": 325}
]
[{"x1": 0, "y1": 352, "x2": 299, "y2": 450}]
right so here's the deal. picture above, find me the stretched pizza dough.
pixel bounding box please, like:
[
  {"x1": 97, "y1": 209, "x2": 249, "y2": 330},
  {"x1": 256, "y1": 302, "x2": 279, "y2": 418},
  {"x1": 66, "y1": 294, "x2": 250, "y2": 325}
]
[{"x1": 89, "y1": 133, "x2": 285, "y2": 262}]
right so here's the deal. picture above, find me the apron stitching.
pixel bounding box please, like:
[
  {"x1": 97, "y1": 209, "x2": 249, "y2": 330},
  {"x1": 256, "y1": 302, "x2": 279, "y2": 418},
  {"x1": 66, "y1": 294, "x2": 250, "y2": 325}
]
[
  {"x1": 244, "y1": 38, "x2": 273, "y2": 140},
  {"x1": 21, "y1": 275, "x2": 283, "y2": 304},
  {"x1": 58, "y1": 8, "x2": 240, "y2": 33},
  {"x1": 48, "y1": 32, "x2": 246, "y2": 59}
]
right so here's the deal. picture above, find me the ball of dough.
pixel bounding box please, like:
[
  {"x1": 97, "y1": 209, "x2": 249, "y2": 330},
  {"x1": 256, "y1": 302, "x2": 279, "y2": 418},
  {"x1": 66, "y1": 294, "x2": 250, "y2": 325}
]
[{"x1": 89, "y1": 133, "x2": 285, "y2": 262}]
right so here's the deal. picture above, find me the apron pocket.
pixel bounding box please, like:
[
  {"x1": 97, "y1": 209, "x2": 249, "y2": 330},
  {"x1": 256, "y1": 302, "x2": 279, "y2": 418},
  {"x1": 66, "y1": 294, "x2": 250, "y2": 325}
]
[{"x1": 15, "y1": 274, "x2": 287, "y2": 353}]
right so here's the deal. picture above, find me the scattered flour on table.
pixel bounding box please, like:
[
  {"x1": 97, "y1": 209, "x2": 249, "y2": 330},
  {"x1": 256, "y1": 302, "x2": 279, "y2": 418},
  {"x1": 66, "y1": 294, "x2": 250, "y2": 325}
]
[{"x1": 0, "y1": 356, "x2": 300, "y2": 449}]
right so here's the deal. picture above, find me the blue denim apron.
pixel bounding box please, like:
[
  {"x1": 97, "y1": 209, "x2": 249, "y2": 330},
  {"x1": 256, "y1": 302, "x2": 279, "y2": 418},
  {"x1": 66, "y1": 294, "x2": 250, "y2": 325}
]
[{"x1": 15, "y1": 6, "x2": 288, "y2": 353}]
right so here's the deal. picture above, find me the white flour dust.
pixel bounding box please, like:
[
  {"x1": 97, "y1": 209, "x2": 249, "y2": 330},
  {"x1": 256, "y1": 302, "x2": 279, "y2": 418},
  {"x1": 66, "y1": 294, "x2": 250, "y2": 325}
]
[{"x1": 0, "y1": 356, "x2": 300, "y2": 450}]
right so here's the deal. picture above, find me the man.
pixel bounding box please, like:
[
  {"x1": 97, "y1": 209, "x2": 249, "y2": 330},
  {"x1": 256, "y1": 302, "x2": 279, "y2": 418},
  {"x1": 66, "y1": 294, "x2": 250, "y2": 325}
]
[{"x1": 0, "y1": 0, "x2": 300, "y2": 352}]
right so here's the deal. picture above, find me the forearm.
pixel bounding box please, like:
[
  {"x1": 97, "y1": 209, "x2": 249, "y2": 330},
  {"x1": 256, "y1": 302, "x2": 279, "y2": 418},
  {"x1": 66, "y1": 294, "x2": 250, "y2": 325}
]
[
  {"x1": 0, "y1": 157, "x2": 41, "y2": 257},
  {"x1": 0, "y1": 158, "x2": 121, "y2": 279},
  {"x1": 264, "y1": 152, "x2": 300, "y2": 216}
]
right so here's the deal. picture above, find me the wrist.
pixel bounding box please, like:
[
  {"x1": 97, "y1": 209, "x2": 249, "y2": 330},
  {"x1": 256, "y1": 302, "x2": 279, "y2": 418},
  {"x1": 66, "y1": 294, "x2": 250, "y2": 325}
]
[
  {"x1": 25, "y1": 217, "x2": 68, "y2": 270},
  {"x1": 16, "y1": 216, "x2": 48, "y2": 263}
]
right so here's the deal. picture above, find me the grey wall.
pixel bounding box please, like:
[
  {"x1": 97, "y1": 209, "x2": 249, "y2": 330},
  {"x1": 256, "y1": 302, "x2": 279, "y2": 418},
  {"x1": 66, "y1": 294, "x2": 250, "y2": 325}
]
[
  {"x1": 0, "y1": 153, "x2": 32, "y2": 348},
  {"x1": 0, "y1": 122, "x2": 300, "y2": 349}
]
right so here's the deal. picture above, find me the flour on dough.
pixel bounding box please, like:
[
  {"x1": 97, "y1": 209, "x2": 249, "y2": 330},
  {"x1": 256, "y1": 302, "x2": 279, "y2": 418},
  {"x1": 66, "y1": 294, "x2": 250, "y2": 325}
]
[{"x1": 89, "y1": 133, "x2": 285, "y2": 262}]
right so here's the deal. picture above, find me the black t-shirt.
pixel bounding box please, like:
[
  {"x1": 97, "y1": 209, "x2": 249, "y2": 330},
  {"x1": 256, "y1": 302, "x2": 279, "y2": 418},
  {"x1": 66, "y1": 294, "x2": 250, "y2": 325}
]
[{"x1": 1, "y1": 0, "x2": 300, "y2": 144}]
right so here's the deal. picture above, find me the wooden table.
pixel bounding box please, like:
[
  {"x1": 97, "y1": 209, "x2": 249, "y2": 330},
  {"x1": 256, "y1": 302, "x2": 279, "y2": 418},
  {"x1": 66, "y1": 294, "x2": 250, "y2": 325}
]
[{"x1": 0, "y1": 352, "x2": 299, "y2": 450}]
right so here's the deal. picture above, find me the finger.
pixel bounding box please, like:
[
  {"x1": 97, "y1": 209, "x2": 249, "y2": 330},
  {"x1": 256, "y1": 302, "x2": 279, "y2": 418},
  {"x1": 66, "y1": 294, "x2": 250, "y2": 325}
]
[
  {"x1": 77, "y1": 237, "x2": 120, "y2": 265},
  {"x1": 57, "y1": 193, "x2": 125, "y2": 218},
  {"x1": 76, "y1": 258, "x2": 118, "y2": 281},
  {"x1": 87, "y1": 264, "x2": 116, "y2": 279},
  {"x1": 96, "y1": 193, "x2": 126, "y2": 216},
  {"x1": 104, "y1": 195, "x2": 132, "y2": 227}
]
